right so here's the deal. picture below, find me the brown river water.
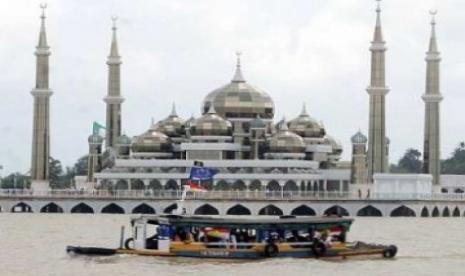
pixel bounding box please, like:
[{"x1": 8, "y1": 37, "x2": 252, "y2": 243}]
[{"x1": 0, "y1": 214, "x2": 464, "y2": 276}]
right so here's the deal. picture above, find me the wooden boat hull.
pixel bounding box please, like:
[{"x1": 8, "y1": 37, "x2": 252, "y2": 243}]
[{"x1": 67, "y1": 242, "x2": 397, "y2": 260}]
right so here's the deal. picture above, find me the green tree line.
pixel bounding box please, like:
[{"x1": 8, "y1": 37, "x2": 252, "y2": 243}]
[{"x1": 391, "y1": 142, "x2": 465, "y2": 174}]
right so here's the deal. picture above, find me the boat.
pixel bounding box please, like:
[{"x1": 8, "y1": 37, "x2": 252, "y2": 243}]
[{"x1": 66, "y1": 214, "x2": 398, "y2": 260}]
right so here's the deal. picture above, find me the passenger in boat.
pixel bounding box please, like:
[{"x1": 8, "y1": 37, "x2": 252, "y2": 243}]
[
  {"x1": 287, "y1": 230, "x2": 306, "y2": 242},
  {"x1": 321, "y1": 230, "x2": 332, "y2": 248}
]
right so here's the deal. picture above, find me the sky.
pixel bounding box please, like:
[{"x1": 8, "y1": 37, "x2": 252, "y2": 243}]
[{"x1": 1, "y1": 0, "x2": 464, "y2": 175}]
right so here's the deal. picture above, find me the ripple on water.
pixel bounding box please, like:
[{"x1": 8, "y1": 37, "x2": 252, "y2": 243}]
[{"x1": 1, "y1": 214, "x2": 465, "y2": 276}]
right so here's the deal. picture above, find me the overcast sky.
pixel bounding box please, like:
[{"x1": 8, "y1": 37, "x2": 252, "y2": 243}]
[{"x1": 1, "y1": 0, "x2": 464, "y2": 175}]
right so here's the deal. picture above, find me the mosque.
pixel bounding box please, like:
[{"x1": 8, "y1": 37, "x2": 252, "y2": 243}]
[{"x1": 28, "y1": 1, "x2": 446, "y2": 195}]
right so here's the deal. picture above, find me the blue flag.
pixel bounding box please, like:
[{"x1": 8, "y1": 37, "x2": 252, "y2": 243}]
[{"x1": 189, "y1": 167, "x2": 218, "y2": 181}]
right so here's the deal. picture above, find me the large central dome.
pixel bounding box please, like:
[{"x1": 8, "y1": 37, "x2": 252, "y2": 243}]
[{"x1": 202, "y1": 54, "x2": 275, "y2": 119}]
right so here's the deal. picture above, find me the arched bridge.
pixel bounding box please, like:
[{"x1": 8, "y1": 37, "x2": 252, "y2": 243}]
[{"x1": 1, "y1": 190, "x2": 465, "y2": 217}]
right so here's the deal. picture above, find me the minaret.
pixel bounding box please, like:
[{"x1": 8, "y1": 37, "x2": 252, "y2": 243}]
[
  {"x1": 351, "y1": 130, "x2": 368, "y2": 184},
  {"x1": 422, "y1": 10, "x2": 443, "y2": 186},
  {"x1": 87, "y1": 133, "x2": 103, "y2": 182},
  {"x1": 30, "y1": 4, "x2": 53, "y2": 189},
  {"x1": 366, "y1": 0, "x2": 390, "y2": 182},
  {"x1": 104, "y1": 16, "x2": 124, "y2": 149}
]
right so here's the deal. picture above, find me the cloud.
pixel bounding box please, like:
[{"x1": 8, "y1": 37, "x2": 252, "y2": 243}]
[{"x1": 0, "y1": 0, "x2": 464, "y2": 174}]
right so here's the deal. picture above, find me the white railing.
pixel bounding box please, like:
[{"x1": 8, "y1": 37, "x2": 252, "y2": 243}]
[{"x1": 0, "y1": 189, "x2": 465, "y2": 201}]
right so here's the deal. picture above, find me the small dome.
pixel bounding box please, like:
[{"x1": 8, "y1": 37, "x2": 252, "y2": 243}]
[
  {"x1": 131, "y1": 129, "x2": 172, "y2": 153},
  {"x1": 202, "y1": 54, "x2": 274, "y2": 119},
  {"x1": 155, "y1": 104, "x2": 185, "y2": 137},
  {"x1": 325, "y1": 134, "x2": 343, "y2": 155},
  {"x1": 184, "y1": 115, "x2": 196, "y2": 128},
  {"x1": 268, "y1": 119, "x2": 305, "y2": 153},
  {"x1": 191, "y1": 106, "x2": 232, "y2": 136},
  {"x1": 351, "y1": 130, "x2": 367, "y2": 144},
  {"x1": 250, "y1": 115, "x2": 266, "y2": 129},
  {"x1": 288, "y1": 104, "x2": 325, "y2": 138},
  {"x1": 116, "y1": 134, "x2": 132, "y2": 145},
  {"x1": 88, "y1": 133, "x2": 103, "y2": 144}
]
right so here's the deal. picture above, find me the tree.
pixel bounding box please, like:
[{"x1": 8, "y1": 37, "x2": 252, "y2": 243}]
[
  {"x1": 48, "y1": 156, "x2": 64, "y2": 188},
  {"x1": 442, "y1": 142, "x2": 465, "y2": 174},
  {"x1": 0, "y1": 173, "x2": 30, "y2": 189},
  {"x1": 391, "y1": 148, "x2": 423, "y2": 173}
]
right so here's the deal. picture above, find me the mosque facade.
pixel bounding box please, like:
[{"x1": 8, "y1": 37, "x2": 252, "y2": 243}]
[{"x1": 28, "y1": 1, "x2": 443, "y2": 193}]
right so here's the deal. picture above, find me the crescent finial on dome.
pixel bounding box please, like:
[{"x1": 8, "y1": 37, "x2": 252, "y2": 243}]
[{"x1": 232, "y1": 51, "x2": 245, "y2": 82}]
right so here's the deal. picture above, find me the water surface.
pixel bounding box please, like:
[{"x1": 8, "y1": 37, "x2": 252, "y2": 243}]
[{"x1": 0, "y1": 214, "x2": 463, "y2": 276}]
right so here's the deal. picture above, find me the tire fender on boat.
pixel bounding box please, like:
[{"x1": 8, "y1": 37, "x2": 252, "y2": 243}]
[
  {"x1": 311, "y1": 239, "x2": 326, "y2": 258},
  {"x1": 382, "y1": 245, "x2": 397, "y2": 258},
  {"x1": 264, "y1": 243, "x2": 279, "y2": 257},
  {"x1": 124, "y1": 238, "x2": 134, "y2": 250}
]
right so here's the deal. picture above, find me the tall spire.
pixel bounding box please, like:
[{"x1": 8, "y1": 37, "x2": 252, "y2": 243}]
[
  {"x1": 232, "y1": 51, "x2": 245, "y2": 82},
  {"x1": 300, "y1": 103, "x2": 309, "y2": 116},
  {"x1": 428, "y1": 10, "x2": 439, "y2": 53},
  {"x1": 37, "y1": 3, "x2": 48, "y2": 49},
  {"x1": 422, "y1": 10, "x2": 443, "y2": 186},
  {"x1": 31, "y1": 3, "x2": 53, "y2": 189},
  {"x1": 170, "y1": 102, "x2": 178, "y2": 117},
  {"x1": 373, "y1": 0, "x2": 384, "y2": 43},
  {"x1": 366, "y1": 0, "x2": 390, "y2": 182},
  {"x1": 110, "y1": 16, "x2": 120, "y2": 57},
  {"x1": 104, "y1": 16, "x2": 124, "y2": 149}
]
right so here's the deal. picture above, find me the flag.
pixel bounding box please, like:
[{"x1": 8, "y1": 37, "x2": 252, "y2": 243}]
[
  {"x1": 189, "y1": 167, "x2": 218, "y2": 181},
  {"x1": 92, "y1": 121, "x2": 106, "y2": 136},
  {"x1": 185, "y1": 180, "x2": 207, "y2": 192}
]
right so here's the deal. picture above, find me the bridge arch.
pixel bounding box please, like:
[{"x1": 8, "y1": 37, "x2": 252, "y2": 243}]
[
  {"x1": 194, "y1": 204, "x2": 219, "y2": 215},
  {"x1": 71, "y1": 203, "x2": 94, "y2": 213},
  {"x1": 291, "y1": 205, "x2": 316, "y2": 216},
  {"x1": 227, "y1": 204, "x2": 251, "y2": 215},
  {"x1": 101, "y1": 203, "x2": 125, "y2": 214},
  {"x1": 421, "y1": 207, "x2": 429, "y2": 217},
  {"x1": 259, "y1": 205, "x2": 283, "y2": 216},
  {"x1": 390, "y1": 205, "x2": 416, "y2": 217},
  {"x1": 443, "y1": 207, "x2": 450, "y2": 217},
  {"x1": 324, "y1": 205, "x2": 349, "y2": 216},
  {"x1": 356, "y1": 205, "x2": 382, "y2": 217},
  {"x1": 163, "y1": 203, "x2": 178, "y2": 214},
  {"x1": 132, "y1": 203, "x2": 156, "y2": 214},
  {"x1": 453, "y1": 207, "x2": 461, "y2": 217},
  {"x1": 40, "y1": 202, "x2": 64, "y2": 213},
  {"x1": 432, "y1": 207, "x2": 440, "y2": 217},
  {"x1": 11, "y1": 202, "x2": 32, "y2": 213}
]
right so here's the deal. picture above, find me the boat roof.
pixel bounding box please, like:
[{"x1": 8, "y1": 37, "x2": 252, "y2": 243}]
[{"x1": 131, "y1": 215, "x2": 354, "y2": 231}]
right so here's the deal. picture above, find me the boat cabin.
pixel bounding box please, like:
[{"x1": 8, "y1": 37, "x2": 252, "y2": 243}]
[{"x1": 128, "y1": 215, "x2": 353, "y2": 253}]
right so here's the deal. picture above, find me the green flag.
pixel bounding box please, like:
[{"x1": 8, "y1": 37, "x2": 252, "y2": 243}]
[{"x1": 92, "y1": 121, "x2": 106, "y2": 135}]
